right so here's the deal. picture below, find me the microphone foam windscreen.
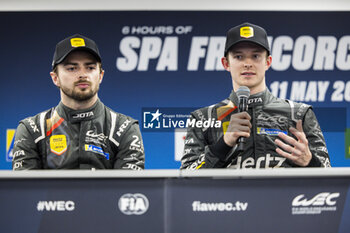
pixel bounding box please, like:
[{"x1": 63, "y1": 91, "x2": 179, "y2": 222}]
[{"x1": 236, "y1": 86, "x2": 250, "y2": 98}]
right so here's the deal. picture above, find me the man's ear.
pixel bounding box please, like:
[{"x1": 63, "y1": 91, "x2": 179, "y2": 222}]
[
  {"x1": 221, "y1": 57, "x2": 230, "y2": 71},
  {"x1": 99, "y1": 69, "x2": 105, "y2": 84},
  {"x1": 50, "y1": 71, "x2": 60, "y2": 87},
  {"x1": 265, "y1": 55, "x2": 272, "y2": 71}
]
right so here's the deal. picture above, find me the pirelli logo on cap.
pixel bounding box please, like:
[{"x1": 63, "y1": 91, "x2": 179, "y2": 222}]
[
  {"x1": 70, "y1": 38, "x2": 85, "y2": 47},
  {"x1": 240, "y1": 26, "x2": 254, "y2": 38}
]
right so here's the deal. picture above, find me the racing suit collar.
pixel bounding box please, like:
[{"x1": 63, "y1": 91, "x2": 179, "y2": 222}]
[
  {"x1": 56, "y1": 99, "x2": 104, "y2": 123},
  {"x1": 229, "y1": 88, "x2": 271, "y2": 108}
]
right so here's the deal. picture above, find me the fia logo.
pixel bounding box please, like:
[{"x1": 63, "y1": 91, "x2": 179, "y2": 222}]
[{"x1": 118, "y1": 193, "x2": 149, "y2": 215}]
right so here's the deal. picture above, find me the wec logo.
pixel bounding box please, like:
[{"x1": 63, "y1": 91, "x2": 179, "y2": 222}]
[
  {"x1": 118, "y1": 193, "x2": 149, "y2": 215},
  {"x1": 292, "y1": 192, "x2": 340, "y2": 207},
  {"x1": 37, "y1": 200, "x2": 75, "y2": 212}
]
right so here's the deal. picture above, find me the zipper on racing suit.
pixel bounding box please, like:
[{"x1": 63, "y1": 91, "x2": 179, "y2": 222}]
[{"x1": 251, "y1": 106, "x2": 257, "y2": 162}]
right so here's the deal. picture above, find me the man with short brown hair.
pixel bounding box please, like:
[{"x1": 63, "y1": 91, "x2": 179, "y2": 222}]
[{"x1": 13, "y1": 34, "x2": 145, "y2": 170}]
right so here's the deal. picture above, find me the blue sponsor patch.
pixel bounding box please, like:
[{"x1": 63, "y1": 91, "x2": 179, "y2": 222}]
[
  {"x1": 257, "y1": 127, "x2": 287, "y2": 136},
  {"x1": 85, "y1": 144, "x2": 109, "y2": 160}
]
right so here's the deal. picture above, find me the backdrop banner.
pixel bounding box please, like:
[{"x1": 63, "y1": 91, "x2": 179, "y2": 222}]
[{"x1": 1, "y1": 11, "x2": 349, "y2": 169}]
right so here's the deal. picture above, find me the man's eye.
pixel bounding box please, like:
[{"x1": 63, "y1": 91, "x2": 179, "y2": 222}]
[
  {"x1": 87, "y1": 66, "x2": 96, "y2": 70},
  {"x1": 67, "y1": 67, "x2": 76, "y2": 71},
  {"x1": 234, "y1": 55, "x2": 242, "y2": 59}
]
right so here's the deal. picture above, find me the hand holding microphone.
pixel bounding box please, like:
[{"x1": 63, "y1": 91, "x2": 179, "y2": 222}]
[{"x1": 223, "y1": 86, "x2": 251, "y2": 151}]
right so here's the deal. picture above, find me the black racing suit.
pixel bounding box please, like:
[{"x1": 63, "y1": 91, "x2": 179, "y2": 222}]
[
  {"x1": 12, "y1": 99, "x2": 145, "y2": 170},
  {"x1": 181, "y1": 89, "x2": 331, "y2": 169}
]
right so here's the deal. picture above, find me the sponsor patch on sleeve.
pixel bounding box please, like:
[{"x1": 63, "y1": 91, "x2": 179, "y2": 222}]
[
  {"x1": 257, "y1": 127, "x2": 287, "y2": 136},
  {"x1": 85, "y1": 144, "x2": 109, "y2": 160}
]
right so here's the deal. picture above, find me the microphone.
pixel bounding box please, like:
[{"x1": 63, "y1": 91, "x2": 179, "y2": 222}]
[{"x1": 236, "y1": 86, "x2": 250, "y2": 152}]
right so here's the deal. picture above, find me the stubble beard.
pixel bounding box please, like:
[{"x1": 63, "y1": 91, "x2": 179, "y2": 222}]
[{"x1": 61, "y1": 83, "x2": 99, "y2": 102}]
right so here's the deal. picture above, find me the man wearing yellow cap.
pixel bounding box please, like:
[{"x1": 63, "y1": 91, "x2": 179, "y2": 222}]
[
  {"x1": 12, "y1": 34, "x2": 144, "y2": 170},
  {"x1": 181, "y1": 23, "x2": 330, "y2": 169}
]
